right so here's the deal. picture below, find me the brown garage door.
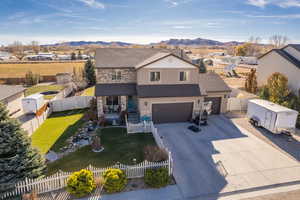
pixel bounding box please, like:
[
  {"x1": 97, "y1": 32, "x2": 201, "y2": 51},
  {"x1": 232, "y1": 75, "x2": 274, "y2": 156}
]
[
  {"x1": 204, "y1": 97, "x2": 221, "y2": 114},
  {"x1": 152, "y1": 102, "x2": 193, "y2": 124}
]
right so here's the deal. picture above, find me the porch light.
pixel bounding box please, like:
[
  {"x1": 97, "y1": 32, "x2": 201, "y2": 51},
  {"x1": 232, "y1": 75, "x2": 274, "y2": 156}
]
[
  {"x1": 198, "y1": 99, "x2": 201, "y2": 105},
  {"x1": 144, "y1": 101, "x2": 148, "y2": 106}
]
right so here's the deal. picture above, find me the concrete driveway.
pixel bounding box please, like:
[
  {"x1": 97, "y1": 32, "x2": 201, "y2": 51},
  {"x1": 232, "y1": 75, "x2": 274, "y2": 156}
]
[{"x1": 156, "y1": 115, "x2": 300, "y2": 199}]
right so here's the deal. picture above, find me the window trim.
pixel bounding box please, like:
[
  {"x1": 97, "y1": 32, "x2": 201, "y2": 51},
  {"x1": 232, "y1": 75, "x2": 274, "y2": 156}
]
[
  {"x1": 112, "y1": 70, "x2": 122, "y2": 81},
  {"x1": 149, "y1": 71, "x2": 161, "y2": 82},
  {"x1": 179, "y1": 71, "x2": 188, "y2": 82}
]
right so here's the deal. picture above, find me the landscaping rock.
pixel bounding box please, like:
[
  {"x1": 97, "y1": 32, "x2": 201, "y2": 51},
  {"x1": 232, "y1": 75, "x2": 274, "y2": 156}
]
[{"x1": 45, "y1": 151, "x2": 59, "y2": 162}]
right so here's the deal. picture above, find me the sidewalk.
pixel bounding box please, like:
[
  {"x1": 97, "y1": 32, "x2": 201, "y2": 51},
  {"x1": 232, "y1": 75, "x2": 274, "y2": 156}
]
[{"x1": 79, "y1": 185, "x2": 183, "y2": 200}]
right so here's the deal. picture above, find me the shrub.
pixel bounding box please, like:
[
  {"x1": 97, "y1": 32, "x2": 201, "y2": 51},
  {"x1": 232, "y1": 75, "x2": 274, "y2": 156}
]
[
  {"x1": 144, "y1": 145, "x2": 168, "y2": 162},
  {"x1": 66, "y1": 169, "x2": 95, "y2": 198},
  {"x1": 102, "y1": 169, "x2": 127, "y2": 193},
  {"x1": 144, "y1": 168, "x2": 170, "y2": 188}
]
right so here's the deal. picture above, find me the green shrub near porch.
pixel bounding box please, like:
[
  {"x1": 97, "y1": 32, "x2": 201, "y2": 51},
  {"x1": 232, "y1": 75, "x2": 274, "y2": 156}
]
[
  {"x1": 102, "y1": 168, "x2": 127, "y2": 193},
  {"x1": 144, "y1": 168, "x2": 170, "y2": 188}
]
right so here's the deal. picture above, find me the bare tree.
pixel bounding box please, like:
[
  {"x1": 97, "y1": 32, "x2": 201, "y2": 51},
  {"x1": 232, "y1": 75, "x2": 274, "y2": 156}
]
[
  {"x1": 269, "y1": 35, "x2": 289, "y2": 49},
  {"x1": 8, "y1": 41, "x2": 25, "y2": 60},
  {"x1": 30, "y1": 41, "x2": 40, "y2": 54}
]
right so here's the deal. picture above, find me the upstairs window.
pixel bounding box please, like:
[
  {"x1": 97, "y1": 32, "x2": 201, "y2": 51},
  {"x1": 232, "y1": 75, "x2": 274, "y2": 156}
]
[
  {"x1": 112, "y1": 70, "x2": 122, "y2": 80},
  {"x1": 179, "y1": 71, "x2": 188, "y2": 81},
  {"x1": 150, "y1": 71, "x2": 160, "y2": 82}
]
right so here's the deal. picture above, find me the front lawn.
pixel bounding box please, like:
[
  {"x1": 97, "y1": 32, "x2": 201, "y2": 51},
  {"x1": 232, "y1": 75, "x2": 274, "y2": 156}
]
[
  {"x1": 46, "y1": 128, "x2": 156, "y2": 175},
  {"x1": 25, "y1": 85, "x2": 65, "y2": 99},
  {"x1": 81, "y1": 86, "x2": 95, "y2": 96},
  {"x1": 31, "y1": 109, "x2": 86, "y2": 154}
]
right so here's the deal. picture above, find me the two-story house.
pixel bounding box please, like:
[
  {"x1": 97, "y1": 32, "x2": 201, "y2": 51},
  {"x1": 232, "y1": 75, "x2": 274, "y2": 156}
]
[
  {"x1": 257, "y1": 44, "x2": 300, "y2": 95},
  {"x1": 95, "y1": 48, "x2": 231, "y2": 124}
]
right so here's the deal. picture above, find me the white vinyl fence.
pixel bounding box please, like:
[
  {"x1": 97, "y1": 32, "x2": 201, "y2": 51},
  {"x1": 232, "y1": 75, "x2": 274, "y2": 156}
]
[
  {"x1": 1, "y1": 159, "x2": 172, "y2": 199},
  {"x1": 50, "y1": 96, "x2": 94, "y2": 112},
  {"x1": 126, "y1": 120, "x2": 152, "y2": 134},
  {"x1": 20, "y1": 107, "x2": 52, "y2": 136},
  {"x1": 227, "y1": 97, "x2": 250, "y2": 112}
]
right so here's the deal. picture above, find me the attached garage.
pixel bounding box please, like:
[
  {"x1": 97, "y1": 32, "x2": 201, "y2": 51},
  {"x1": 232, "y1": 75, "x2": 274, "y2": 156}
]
[
  {"x1": 204, "y1": 97, "x2": 221, "y2": 114},
  {"x1": 152, "y1": 102, "x2": 194, "y2": 124}
]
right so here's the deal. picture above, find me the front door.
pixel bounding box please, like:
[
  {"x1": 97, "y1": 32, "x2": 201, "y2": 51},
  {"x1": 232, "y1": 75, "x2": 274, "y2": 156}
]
[
  {"x1": 106, "y1": 96, "x2": 119, "y2": 113},
  {"x1": 127, "y1": 96, "x2": 137, "y2": 113}
]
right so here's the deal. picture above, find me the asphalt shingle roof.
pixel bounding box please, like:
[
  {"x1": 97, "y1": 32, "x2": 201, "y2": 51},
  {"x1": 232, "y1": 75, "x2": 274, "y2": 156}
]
[
  {"x1": 137, "y1": 84, "x2": 201, "y2": 98},
  {"x1": 95, "y1": 83, "x2": 137, "y2": 96},
  {"x1": 0, "y1": 85, "x2": 25, "y2": 101},
  {"x1": 198, "y1": 73, "x2": 231, "y2": 93},
  {"x1": 289, "y1": 44, "x2": 300, "y2": 52},
  {"x1": 95, "y1": 48, "x2": 191, "y2": 68}
]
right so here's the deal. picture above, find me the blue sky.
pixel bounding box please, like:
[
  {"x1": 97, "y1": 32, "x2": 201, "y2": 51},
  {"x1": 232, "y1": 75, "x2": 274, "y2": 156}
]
[{"x1": 1, "y1": 0, "x2": 300, "y2": 45}]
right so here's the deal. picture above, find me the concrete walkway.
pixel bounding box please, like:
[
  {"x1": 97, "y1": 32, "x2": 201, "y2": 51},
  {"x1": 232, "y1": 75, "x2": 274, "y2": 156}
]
[{"x1": 79, "y1": 185, "x2": 183, "y2": 200}]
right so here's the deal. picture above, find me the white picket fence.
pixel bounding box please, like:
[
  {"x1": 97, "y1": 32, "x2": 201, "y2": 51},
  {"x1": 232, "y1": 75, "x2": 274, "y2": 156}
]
[
  {"x1": 126, "y1": 121, "x2": 152, "y2": 134},
  {"x1": 1, "y1": 159, "x2": 172, "y2": 199},
  {"x1": 50, "y1": 96, "x2": 94, "y2": 112}
]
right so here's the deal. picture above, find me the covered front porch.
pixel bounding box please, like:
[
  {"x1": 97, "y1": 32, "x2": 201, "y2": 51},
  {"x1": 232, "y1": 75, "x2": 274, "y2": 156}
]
[{"x1": 95, "y1": 83, "x2": 139, "y2": 124}]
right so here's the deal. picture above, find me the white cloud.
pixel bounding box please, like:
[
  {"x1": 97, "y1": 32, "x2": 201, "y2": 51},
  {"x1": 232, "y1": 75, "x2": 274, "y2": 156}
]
[
  {"x1": 278, "y1": 0, "x2": 300, "y2": 8},
  {"x1": 164, "y1": 0, "x2": 193, "y2": 7},
  {"x1": 246, "y1": 0, "x2": 268, "y2": 8},
  {"x1": 246, "y1": 14, "x2": 300, "y2": 18},
  {"x1": 246, "y1": 0, "x2": 300, "y2": 8},
  {"x1": 78, "y1": 0, "x2": 105, "y2": 9},
  {"x1": 172, "y1": 25, "x2": 192, "y2": 29}
]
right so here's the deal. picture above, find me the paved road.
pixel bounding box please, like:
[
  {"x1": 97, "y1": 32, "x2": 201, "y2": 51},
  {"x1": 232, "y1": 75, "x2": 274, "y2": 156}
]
[{"x1": 156, "y1": 115, "x2": 300, "y2": 200}]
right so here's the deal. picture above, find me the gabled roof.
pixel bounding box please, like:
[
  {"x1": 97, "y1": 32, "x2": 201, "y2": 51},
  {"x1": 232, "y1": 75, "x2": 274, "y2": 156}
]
[
  {"x1": 199, "y1": 73, "x2": 231, "y2": 93},
  {"x1": 287, "y1": 44, "x2": 300, "y2": 52},
  {"x1": 259, "y1": 43, "x2": 300, "y2": 70},
  {"x1": 95, "y1": 48, "x2": 192, "y2": 69},
  {"x1": 0, "y1": 85, "x2": 25, "y2": 101}
]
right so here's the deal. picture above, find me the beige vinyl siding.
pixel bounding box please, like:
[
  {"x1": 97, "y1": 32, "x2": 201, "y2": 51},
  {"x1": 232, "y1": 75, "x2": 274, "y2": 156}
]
[
  {"x1": 257, "y1": 51, "x2": 300, "y2": 94},
  {"x1": 137, "y1": 68, "x2": 198, "y2": 85}
]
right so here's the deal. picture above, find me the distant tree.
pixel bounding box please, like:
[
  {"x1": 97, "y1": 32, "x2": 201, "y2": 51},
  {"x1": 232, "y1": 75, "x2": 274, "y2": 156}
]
[
  {"x1": 198, "y1": 58, "x2": 207, "y2": 73},
  {"x1": 9, "y1": 41, "x2": 25, "y2": 60},
  {"x1": 25, "y1": 71, "x2": 40, "y2": 86},
  {"x1": 77, "y1": 50, "x2": 83, "y2": 60},
  {"x1": 84, "y1": 59, "x2": 96, "y2": 86},
  {"x1": 269, "y1": 35, "x2": 289, "y2": 49},
  {"x1": 0, "y1": 103, "x2": 45, "y2": 193},
  {"x1": 235, "y1": 43, "x2": 251, "y2": 56},
  {"x1": 30, "y1": 41, "x2": 40, "y2": 54},
  {"x1": 267, "y1": 73, "x2": 290, "y2": 104},
  {"x1": 235, "y1": 37, "x2": 262, "y2": 57},
  {"x1": 245, "y1": 69, "x2": 258, "y2": 94},
  {"x1": 71, "y1": 52, "x2": 76, "y2": 60}
]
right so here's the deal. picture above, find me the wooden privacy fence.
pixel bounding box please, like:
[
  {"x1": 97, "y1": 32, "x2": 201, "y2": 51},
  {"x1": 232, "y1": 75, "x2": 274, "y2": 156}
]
[{"x1": 1, "y1": 158, "x2": 172, "y2": 199}]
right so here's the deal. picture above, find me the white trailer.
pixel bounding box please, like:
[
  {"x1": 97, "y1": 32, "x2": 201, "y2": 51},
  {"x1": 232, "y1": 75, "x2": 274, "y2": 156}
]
[
  {"x1": 22, "y1": 94, "x2": 45, "y2": 114},
  {"x1": 247, "y1": 99, "x2": 298, "y2": 134}
]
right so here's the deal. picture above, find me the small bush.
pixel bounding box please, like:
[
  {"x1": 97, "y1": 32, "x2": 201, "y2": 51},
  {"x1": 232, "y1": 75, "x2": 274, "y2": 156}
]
[
  {"x1": 144, "y1": 145, "x2": 168, "y2": 162},
  {"x1": 144, "y1": 168, "x2": 170, "y2": 188},
  {"x1": 102, "y1": 168, "x2": 127, "y2": 193},
  {"x1": 66, "y1": 169, "x2": 95, "y2": 198}
]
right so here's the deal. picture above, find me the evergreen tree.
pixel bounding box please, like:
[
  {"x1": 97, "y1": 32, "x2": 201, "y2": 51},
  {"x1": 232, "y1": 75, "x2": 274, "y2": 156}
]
[
  {"x1": 78, "y1": 50, "x2": 83, "y2": 60},
  {"x1": 84, "y1": 59, "x2": 96, "y2": 86},
  {"x1": 71, "y1": 52, "x2": 76, "y2": 60},
  {"x1": 198, "y1": 58, "x2": 207, "y2": 73},
  {"x1": 0, "y1": 103, "x2": 45, "y2": 193},
  {"x1": 245, "y1": 69, "x2": 258, "y2": 94}
]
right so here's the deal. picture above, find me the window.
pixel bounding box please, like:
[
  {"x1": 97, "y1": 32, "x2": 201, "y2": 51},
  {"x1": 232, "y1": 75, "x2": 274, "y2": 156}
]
[
  {"x1": 179, "y1": 71, "x2": 188, "y2": 81},
  {"x1": 150, "y1": 72, "x2": 160, "y2": 82},
  {"x1": 112, "y1": 70, "x2": 122, "y2": 80},
  {"x1": 106, "y1": 96, "x2": 119, "y2": 105}
]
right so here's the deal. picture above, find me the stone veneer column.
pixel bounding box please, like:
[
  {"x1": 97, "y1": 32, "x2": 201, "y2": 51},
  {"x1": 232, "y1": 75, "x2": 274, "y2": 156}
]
[
  {"x1": 120, "y1": 96, "x2": 127, "y2": 111},
  {"x1": 97, "y1": 97, "x2": 104, "y2": 118}
]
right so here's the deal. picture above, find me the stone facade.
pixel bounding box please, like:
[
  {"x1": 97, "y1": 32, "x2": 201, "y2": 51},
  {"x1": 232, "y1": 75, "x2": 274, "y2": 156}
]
[
  {"x1": 96, "y1": 68, "x2": 136, "y2": 84},
  {"x1": 97, "y1": 97, "x2": 104, "y2": 118},
  {"x1": 120, "y1": 96, "x2": 127, "y2": 111}
]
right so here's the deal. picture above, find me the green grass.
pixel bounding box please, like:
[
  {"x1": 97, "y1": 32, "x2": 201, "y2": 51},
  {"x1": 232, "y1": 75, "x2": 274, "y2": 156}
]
[
  {"x1": 31, "y1": 109, "x2": 86, "y2": 154},
  {"x1": 46, "y1": 128, "x2": 156, "y2": 175},
  {"x1": 81, "y1": 86, "x2": 95, "y2": 96},
  {"x1": 25, "y1": 85, "x2": 65, "y2": 99}
]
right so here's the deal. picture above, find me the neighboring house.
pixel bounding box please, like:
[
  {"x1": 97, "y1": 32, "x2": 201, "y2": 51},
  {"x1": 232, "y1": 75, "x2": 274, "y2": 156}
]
[
  {"x1": 257, "y1": 44, "x2": 300, "y2": 95},
  {"x1": 95, "y1": 48, "x2": 231, "y2": 124},
  {"x1": 0, "y1": 85, "x2": 25, "y2": 117}
]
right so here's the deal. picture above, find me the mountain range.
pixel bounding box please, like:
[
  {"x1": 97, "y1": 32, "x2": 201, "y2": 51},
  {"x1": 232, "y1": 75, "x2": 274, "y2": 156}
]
[{"x1": 47, "y1": 38, "x2": 243, "y2": 46}]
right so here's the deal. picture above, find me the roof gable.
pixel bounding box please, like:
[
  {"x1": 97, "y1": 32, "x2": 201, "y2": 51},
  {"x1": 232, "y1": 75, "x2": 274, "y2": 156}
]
[{"x1": 137, "y1": 54, "x2": 198, "y2": 69}]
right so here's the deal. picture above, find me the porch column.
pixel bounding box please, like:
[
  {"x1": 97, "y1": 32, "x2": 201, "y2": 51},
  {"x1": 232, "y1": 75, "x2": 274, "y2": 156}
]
[
  {"x1": 120, "y1": 96, "x2": 127, "y2": 111},
  {"x1": 97, "y1": 97, "x2": 104, "y2": 118}
]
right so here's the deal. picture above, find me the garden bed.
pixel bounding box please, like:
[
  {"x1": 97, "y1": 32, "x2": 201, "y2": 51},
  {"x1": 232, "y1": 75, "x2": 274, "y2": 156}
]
[{"x1": 46, "y1": 127, "x2": 156, "y2": 175}]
